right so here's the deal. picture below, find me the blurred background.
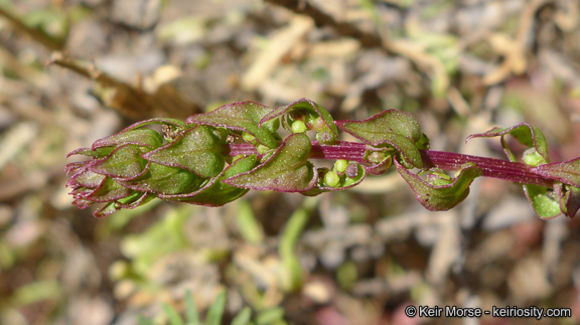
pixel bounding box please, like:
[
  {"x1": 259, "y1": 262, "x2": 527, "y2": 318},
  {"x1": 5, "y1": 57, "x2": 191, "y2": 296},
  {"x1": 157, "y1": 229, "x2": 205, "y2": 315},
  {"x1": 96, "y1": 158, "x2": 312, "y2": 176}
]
[{"x1": 0, "y1": 0, "x2": 579, "y2": 324}]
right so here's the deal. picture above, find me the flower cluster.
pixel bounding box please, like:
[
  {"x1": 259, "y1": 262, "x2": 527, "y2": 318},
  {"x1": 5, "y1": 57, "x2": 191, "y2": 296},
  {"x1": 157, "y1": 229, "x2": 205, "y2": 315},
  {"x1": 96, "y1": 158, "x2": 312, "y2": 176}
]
[{"x1": 66, "y1": 99, "x2": 580, "y2": 218}]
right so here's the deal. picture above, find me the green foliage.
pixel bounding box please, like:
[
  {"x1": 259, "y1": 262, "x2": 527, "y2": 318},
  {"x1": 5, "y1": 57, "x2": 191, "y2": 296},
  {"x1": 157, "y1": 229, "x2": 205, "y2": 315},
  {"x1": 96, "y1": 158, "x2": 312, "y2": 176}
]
[
  {"x1": 467, "y1": 123, "x2": 549, "y2": 162},
  {"x1": 120, "y1": 206, "x2": 192, "y2": 275},
  {"x1": 235, "y1": 200, "x2": 264, "y2": 244},
  {"x1": 468, "y1": 122, "x2": 580, "y2": 218},
  {"x1": 395, "y1": 161, "x2": 482, "y2": 211},
  {"x1": 66, "y1": 99, "x2": 580, "y2": 219},
  {"x1": 187, "y1": 101, "x2": 280, "y2": 148},
  {"x1": 260, "y1": 98, "x2": 339, "y2": 144},
  {"x1": 224, "y1": 133, "x2": 316, "y2": 192},
  {"x1": 138, "y1": 290, "x2": 286, "y2": 325},
  {"x1": 336, "y1": 109, "x2": 427, "y2": 168},
  {"x1": 278, "y1": 197, "x2": 318, "y2": 291},
  {"x1": 144, "y1": 126, "x2": 227, "y2": 178}
]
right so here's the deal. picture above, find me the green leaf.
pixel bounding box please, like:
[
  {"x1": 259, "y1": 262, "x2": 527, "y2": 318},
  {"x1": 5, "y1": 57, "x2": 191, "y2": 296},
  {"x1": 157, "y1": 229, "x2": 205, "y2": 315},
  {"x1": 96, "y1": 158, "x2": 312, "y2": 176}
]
[
  {"x1": 185, "y1": 290, "x2": 200, "y2": 325},
  {"x1": 235, "y1": 200, "x2": 264, "y2": 244},
  {"x1": 260, "y1": 98, "x2": 339, "y2": 144},
  {"x1": 167, "y1": 155, "x2": 258, "y2": 206},
  {"x1": 87, "y1": 177, "x2": 133, "y2": 202},
  {"x1": 256, "y1": 308, "x2": 285, "y2": 325},
  {"x1": 279, "y1": 198, "x2": 317, "y2": 291},
  {"x1": 68, "y1": 169, "x2": 106, "y2": 189},
  {"x1": 144, "y1": 126, "x2": 226, "y2": 178},
  {"x1": 231, "y1": 307, "x2": 252, "y2": 325},
  {"x1": 119, "y1": 205, "x2": 191, "y2": 272},
  {"x1": 123, "y1": 163, "x2": 205, "y2": 195},
  {"x1": 93, "y1": 129, "x2": 164, "y2": 150},
  {"x1": 137, "y1": 315, "x2": 155, "y2": 325},
  {"x1": 224, "y1": 133, "x2": 317, "y2": 192},
  {"x1": 67, "y1": 146, "x2": 114, "y2": 158},
  {"x1": 163, "y1": 302, "x2": 186, "y2": 325},
  {"x1": 364, "y1": 153, "x2": 393, "y2": 175},
  {"x1": 523, "y1": 184, "x2": 561, "y2": 219},
  {"x1": 10, "y1": 280, "x2": 61, "y2": 306},
  {"x1": 535, "y1": 157, "x2": 580, "y2": 187},
  {"x1": 206, "y1": 290, "x2": 226, "y2": 325},
  {"x1": 93, "y1": 201, "x2": 120, "y2": 218},
  {"x1": 466, "y1": 123, "x2": 549, "y2": 163},
  {"x1": 186, "y1": 101, "x2": 279, "y2": 148},
  {"x1": 466, "y1": 123, "x2": 562, "y2": 218},
  {"x1": 336, "y1": 110, "x2": 426, "y2": 168},
  {"x1": 395, "y1": 160, "x2": 482, "y2": 210},
  {"x1": 121, "y1": 117, "x2": 188, "y2": 132},
  {"x1": 555, "y1": 184, "x2": 580, "y2": 218},
  {"x1": 90, "y1": 144, "x2": 148, "y2": 179},
  {"x1": 90, "y1": 193, "x2": 149, "y2": 218}
]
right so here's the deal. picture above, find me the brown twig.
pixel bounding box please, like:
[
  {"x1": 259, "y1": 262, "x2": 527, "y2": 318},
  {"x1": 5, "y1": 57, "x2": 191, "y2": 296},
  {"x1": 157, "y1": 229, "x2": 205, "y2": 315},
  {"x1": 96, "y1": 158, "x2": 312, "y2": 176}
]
[
  {"x1": 264, "y1": 0, "x2": 450, "y2": 95},
  {"x1": 49, "y1": 53, "x2": 200, "y2": 120},
  {"x1": 0, "y1": 7, "x2": 64, "y2": 51},
  {"x1": 264, "y1": 0, "x2": 384, "y2": 48}
]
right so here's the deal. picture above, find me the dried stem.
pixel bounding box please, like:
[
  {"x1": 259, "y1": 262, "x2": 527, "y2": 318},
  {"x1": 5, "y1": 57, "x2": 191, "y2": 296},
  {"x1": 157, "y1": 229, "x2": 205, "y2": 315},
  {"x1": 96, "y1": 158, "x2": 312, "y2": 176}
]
[
  {"x1": 263, "y1": 0, "x2": 384, "y2": 48},
  {"x1": 0, "y1": 7, "x2": 64, "y2": 51}
]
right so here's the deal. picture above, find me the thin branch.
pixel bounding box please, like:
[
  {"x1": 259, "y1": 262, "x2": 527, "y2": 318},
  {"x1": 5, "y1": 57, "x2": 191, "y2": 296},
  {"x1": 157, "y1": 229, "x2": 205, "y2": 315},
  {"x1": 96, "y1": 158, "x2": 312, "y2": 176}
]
[
  {"x1": 264, "y1": 0, "x2": 384, "y2": 48},
  {"x1": 0, "y1": 7, "x2": 64, "y2": 51},
  {"x1": 228, "y1": 142, "x2": 554, "y2": 187}
]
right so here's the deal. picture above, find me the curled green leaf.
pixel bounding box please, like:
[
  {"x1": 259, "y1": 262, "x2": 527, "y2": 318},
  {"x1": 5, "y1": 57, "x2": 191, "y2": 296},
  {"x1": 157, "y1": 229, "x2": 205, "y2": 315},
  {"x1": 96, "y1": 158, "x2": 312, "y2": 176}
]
[
  {"x1": 116, "y1": 117, "x2": 188, "y2": 132},
  {"x1": 336, "y1": 110, "x2": 426, "y2": 168},
  {"x1": 466, "y1": 122, "x2": 564, "y2": 218},
  {"x1": 395, "y1": 159, "x2": 482, "y2": 210},
  {"x1": 67, "y1": 146, "x2": 114, "y2": 159},
  {"x1": 522, "y1": 184, "x2": 561, "y2": 219},
  {"x1": 466, "y1": 123, "x2": 549, "y2": 163},
  {"x1": 143, "y1": 126, "x2": 226, "y2": 178},
  {"x1": 223, "y1": 133, "x2": 317, "y2": 192},
  {"x1": 90, "y1": 144, "x2": 149, "y2": 179},
  {"x1": 92, "y1": 129, "x2": 163, "y2": 150},
  {"x1": 534, "y1": 157, "x2": 580, "y2": 187},
  {"x1": 93, "y1": 192, "x2": 151, "y2": 218},
  {"x1": 186, "y1": 101, "x2": 280, "y2": 148},
  {"x1": 555, "y1": 183, "x2": 580, "y2": 218},
  {"x1": 121, "y1": 163, "x2": 205, "y2": 195},
  {"x1": 86, "y1": 177, "x2": 133, "y2": 202},
  {"x1": 260, "y1": 98, "x2": 339, "y2": 144},
  {"x1": 168, "y1": 155, "x2": 258, "y2": 206}
]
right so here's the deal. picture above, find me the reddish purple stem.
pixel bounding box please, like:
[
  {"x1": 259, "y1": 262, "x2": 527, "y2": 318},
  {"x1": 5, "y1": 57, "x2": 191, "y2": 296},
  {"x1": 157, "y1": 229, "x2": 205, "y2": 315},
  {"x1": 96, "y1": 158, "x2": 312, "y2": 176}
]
[{"x1": 228, "y1": 142, "x2": 554, "y2": 187}]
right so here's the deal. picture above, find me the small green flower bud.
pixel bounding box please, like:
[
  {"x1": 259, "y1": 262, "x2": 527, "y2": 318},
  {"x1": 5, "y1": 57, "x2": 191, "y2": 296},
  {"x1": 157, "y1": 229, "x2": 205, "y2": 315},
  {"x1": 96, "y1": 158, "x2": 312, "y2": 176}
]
[
  {"x1": 324, "y1": 170, "x2": 340, "y2": 187},
  {"x1": 420, "y1": 168, "x2": 452, "y2": 186},
  {"x1": 312, "y1": 117, "x2": 325, "y2": 131},
  {"x1": 315, "y1": 131, "x2": 333, "y2": 144},
  {"x1": 367, "y1": 151, "x2": 386, "y2": 164},
  {"x1": 523, "y1": 148, "x2": 546, "y2": 167},
  {"x1": 334, "y1": 159, "x2": 348, "y2": 173},
  {"x1": 108, "y1": 261, "x2": 130, "y2": 280},
  {"x1": 291, "y1": 120, "x2": 307, "y2": 133},
  {"x1": 242, "y1": 132, "x2": 256, "y2": 143},
  {"x1": 262, "y1": 118, "x2": 280, "y2": 133},
  {"x1": 257, "y1": 144, "x2": 270, "y2": 154},
  {"x1": 342, "y1": 177, "x2": 357, "y2": 187}
]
